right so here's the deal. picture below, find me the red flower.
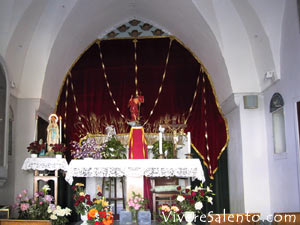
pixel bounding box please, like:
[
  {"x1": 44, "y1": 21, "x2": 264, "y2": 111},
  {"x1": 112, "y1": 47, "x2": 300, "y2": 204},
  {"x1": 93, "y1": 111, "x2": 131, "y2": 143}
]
[
  {"x1": 87, "y1": 200, "x2": 93, "y2": 206},
  {"x1": 85, "y1": 194, "x2": 91, "y2": 200},
  {"x1": 176, "y1": 186, "x2": 181, "y2": 191},
  {"x1": 99, "y1": 211, "x2": 107, "y2": 218},
  {"x1": 186, "y1": 195, "x2": 192, "y2": 200},
  {"x1": 72, "y1": 186, "x2": 76, "y2": 191},
  {"x1": 79, "y1": 196, "x2": 85, "y2": 202},
  {"x1": 94, "y1": 222, "x2": 103, "y2": 225},
  {"x1": 171, "y1": 195, "x2": 177, "y2": 200},
  {"x1": 93, "y1": 198, "x2": 97, "y2": 202},
  {"x1": 185, "y1": 188, "x2": 190, "y2": 193},
  {"x1": 190, "y1": 199, "x2": 195, "y2": 204},
  {"x1": 192, "y1": 192, "x2": 197, "y2": 197},
  {"x1": 97, "y1": 192, "x2": 103, "y2": 196},
  {"x1": 199, "y1": 190, "x2": 205, "y2": 196},
  {"x1": 74, "y1": 200, "x2": 79, "y2": 206}
]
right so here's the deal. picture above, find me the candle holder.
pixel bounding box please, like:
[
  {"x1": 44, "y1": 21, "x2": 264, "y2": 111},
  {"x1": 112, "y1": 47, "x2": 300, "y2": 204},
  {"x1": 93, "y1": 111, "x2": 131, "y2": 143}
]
[
  {"x1": 158, "y1": 154, "x2": 165, "y2": 159},
  {"x1": 185, "y1": 153, "x2": 193, "y2": 159}
]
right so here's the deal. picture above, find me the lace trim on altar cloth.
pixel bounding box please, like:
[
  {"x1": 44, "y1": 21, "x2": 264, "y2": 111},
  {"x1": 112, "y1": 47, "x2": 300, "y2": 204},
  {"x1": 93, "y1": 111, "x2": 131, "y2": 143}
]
[{"x1": 22, "y1": 158, "x2": 69, "y2": 171}]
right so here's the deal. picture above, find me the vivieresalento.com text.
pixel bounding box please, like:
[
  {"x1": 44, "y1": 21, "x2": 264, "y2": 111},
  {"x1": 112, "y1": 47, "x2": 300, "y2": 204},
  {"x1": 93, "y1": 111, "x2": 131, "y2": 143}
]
[{"x1": 161, "y1": 210, "x2": 296, "y2": 223}]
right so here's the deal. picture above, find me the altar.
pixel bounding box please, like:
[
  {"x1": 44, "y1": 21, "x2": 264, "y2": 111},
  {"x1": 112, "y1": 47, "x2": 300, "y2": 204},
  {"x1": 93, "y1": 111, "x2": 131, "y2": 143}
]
[{"x1": 65, "y1": 158, "x2": 205, "y2": 202}]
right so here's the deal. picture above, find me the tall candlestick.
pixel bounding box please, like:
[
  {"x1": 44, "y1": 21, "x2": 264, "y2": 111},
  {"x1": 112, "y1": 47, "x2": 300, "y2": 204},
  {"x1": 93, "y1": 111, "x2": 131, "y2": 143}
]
[
  {"x1": 159, "y1": 132, "x2": 163, "y2": 155},
  {"x1": 33, "y1": 113, "x2": 38, "y2": 141},
  {"x1": 59, "y1": 116, "x2": 62, "y2": 144},
  {"x1": 187, "y1": 132, "x2": 191, "y2": 154}
]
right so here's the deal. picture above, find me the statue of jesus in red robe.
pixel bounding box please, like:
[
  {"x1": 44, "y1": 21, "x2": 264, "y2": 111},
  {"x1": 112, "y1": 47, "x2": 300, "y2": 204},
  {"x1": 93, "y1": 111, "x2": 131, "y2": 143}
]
[{"x1": 128, "y1": 95, "x2": 144, "y2": 122}]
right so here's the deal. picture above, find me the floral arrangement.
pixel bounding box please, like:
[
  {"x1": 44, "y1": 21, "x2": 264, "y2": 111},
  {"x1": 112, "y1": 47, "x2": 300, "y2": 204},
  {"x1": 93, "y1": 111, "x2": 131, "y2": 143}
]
[
  {"x1": 127, "y1": 192, "x2": 148, "y2": 222},
  {"x1": 27, "y1": 141, "x2": 45, "y2": 154},
  {"x1": 13, "y1": 185, "x2": 71, "y2": 225},
  {"x1": 158, "y1": 203, "x2": 182, "y2": 225},
  {"x1": 175, "y1": 183, "x2": 214, "y2": 212},
  {"x1": 72, "y1": 183, "x2": 113, "y2": 225},
  {"x1": 101, "y1": 136, "x2": 127, "y2": 159},
  {"x1": 50, "y1": 143, "x2": 67, "y2": 155},
  {"x1": 151, "y1": 140, "x2": 181, "y2": 159},
  {"x1": 70, "y1": 138, "x2": 104, "y2": 159}
]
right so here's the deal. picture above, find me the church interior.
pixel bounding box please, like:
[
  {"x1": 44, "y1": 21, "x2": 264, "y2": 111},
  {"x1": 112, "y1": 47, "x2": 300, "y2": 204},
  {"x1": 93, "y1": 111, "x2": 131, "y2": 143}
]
[{"x1": 0, "y1": 0, "x2": 300, "y2": 224}]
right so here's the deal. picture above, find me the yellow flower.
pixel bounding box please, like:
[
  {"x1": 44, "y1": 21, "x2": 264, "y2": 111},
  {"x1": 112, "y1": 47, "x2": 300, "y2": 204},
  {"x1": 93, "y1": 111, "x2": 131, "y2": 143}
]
[
  {"x1": 97, "y1": 185, "x2": 102, "y2": 193},
  {"x1": 101, "y1": 199, "x2": 109, "y2": 207},
  {"x1": 79, "y1": 192, "x2": 85, "y2": 196},
  {"x1": 75, "y1": 183, "x2": 84, "y2": 187},
  {"x1": 94, "y1": 199, "x2": 101, "y2": 204}
]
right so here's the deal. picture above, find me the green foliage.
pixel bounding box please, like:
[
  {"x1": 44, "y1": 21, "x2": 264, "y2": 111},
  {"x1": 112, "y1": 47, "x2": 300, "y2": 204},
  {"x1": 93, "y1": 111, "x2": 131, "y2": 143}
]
[
  {"x1": 101, "y1": 136, "x2": 127, "y2": 159},
  {"x1": 151, "y1": 140, "x2": 178, "y2": 159}
]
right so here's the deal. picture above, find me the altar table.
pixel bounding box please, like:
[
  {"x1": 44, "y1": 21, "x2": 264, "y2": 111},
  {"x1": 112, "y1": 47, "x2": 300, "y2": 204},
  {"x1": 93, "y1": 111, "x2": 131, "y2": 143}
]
[{"x1": 65, "y1": 159, "x2": 205, "y2": 202}]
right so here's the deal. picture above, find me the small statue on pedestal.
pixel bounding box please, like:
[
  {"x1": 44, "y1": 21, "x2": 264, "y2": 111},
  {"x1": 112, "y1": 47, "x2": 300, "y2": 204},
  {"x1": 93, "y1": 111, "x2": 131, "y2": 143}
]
[
  {"x1": 47, "y1": 114, "x2": 59, "y2": 152},
  {"x1": 128, "y1": 94, "x2": 144, "y2": 126}
]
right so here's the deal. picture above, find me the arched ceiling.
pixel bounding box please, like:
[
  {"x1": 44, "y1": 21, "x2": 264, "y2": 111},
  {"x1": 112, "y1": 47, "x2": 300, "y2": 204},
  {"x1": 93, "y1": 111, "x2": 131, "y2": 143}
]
[{"x1": 0, "y1": 0, "x2": 286, "y2": 110}]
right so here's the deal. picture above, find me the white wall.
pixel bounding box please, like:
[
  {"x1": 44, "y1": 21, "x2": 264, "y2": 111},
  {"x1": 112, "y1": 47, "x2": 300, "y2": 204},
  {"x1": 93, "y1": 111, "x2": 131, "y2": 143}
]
[
  {"x1": 223, "y1": 93, "x2": 272, "y2": 218},
  {"x1": 262, "y1": 0, "x2": 300, "y2": 213}
]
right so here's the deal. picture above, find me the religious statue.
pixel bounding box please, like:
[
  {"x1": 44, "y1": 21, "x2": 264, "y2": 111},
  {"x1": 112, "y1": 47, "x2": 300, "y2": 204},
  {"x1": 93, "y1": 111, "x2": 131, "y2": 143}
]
[
  {"x1": 128, "y1": 94, "x2": 144, "y2": 124},
  {"x1": 47, "y1": 114, "x2": 59, "y2": 152}
]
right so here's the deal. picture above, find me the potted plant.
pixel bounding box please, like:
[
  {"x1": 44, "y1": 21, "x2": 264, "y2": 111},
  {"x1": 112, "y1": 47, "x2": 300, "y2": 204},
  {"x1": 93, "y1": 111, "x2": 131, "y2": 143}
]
[
  {"x1": 70, "y1": 138, "x2": 104, "y2": 159},
  {"x1": 72, "y1": 183, "x2": 113, "y2": 225},
  {"x1": 12, "y1": 185, "x2": 71, "y2": 225},
  {"x1": 101, "y1": 136, "x2": 127, "y2": 159},
  {"x1": 27, "y1": 141, "x2": 45, "y2": 158},
  {"x1": 50, "y1": 144, "x2": 66, "y2": 158},
  {"x1": 150, "y1": 140, "x2": 181, "y2": 159}
]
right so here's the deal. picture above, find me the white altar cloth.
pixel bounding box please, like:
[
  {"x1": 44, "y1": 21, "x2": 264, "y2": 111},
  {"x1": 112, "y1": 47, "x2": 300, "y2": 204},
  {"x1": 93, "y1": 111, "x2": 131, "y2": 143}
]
[
  {"x1": 22, "y1": 158, "x2": 69, "y2": 171},
  {"x1": 65, "y1": 159, "x2": 205, "y2": 185}
]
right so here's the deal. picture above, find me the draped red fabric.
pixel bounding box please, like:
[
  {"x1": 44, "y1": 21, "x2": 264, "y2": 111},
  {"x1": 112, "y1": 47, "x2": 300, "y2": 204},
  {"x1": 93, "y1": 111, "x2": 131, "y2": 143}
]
[{"x1": 56, "y1": 37, "x2": 228, "y2": 179}]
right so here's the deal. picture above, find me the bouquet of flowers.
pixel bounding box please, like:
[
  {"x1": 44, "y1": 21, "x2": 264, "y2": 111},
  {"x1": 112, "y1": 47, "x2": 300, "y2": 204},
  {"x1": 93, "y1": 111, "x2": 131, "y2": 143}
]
[
  {"x1": 70, "y1": 138, "x2": 104, "y2": 159},
  {"x1": 50, "y1": 143, "x2": 67, "y2": 155},
  {"x1": 158, "y1": 203, "x2": 182, "y2": 225},
  {"x1": 175, "y1": 183, "x2": 214, "y2": 213},
  {"x1": 72, "y1": 183, "x2": 114, "y2": 225},
  {"x1": 127, "y1": 192, "x2": 148, "y2": 222},
  {"x1": 13, "y1": 185, "x2": 71, "y2": 225},
  {"x1": 27, "y1": 141, "x2": 45, "y2": 154}
]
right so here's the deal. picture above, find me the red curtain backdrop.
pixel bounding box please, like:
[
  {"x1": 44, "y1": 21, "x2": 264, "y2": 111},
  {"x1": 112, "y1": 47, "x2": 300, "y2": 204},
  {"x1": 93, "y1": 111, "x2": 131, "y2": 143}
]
[{"x1": 56, "y1": 37, "x2": 228, "y2": 179}]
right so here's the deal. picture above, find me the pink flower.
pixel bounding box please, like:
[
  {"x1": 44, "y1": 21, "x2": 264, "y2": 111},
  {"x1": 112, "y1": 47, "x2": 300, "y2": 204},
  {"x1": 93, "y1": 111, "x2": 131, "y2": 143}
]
[
  {"x1": 44, "y1": 195, "x2": 53, "y2": 202},
  {"x1": 39, "y1": 201, "x2": 43, "y2": 205},
  {"x1": 20, "y1": 203, "x2": 29, "y2": 211},
  {"x1": 22, "y1": 189, "x2": 28, "y2": 194},
  {"x1": 18, "y1": 194, "x2": 22, "y2": 198},
  {"x1": 134, "y1": 204, "x2": 141, "y2": 210},
  {"x1": 34, "y1": 193, "x2": 39, "y2": 198},
  {"x1": 24, "y1": 197, "x2": 29, "y2": 201}
]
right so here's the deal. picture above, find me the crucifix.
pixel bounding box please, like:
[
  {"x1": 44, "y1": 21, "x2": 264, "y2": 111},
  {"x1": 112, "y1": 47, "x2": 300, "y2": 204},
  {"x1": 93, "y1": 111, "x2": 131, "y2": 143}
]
[{"x1": 161, "y1": 116, "x2": 187, "y2": 158}]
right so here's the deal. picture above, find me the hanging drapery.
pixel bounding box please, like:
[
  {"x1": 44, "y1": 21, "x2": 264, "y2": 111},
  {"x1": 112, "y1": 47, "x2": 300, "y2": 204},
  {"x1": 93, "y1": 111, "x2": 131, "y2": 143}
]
[{"x1": 55, "y1": 36, "x2": 228, "y2": 179}]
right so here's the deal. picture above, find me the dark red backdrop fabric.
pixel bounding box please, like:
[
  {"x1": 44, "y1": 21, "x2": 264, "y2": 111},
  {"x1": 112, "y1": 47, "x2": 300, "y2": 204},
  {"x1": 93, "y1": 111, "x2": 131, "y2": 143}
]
[{"x1": 56, "y1": 37, "x2": 228, "y2": 178}]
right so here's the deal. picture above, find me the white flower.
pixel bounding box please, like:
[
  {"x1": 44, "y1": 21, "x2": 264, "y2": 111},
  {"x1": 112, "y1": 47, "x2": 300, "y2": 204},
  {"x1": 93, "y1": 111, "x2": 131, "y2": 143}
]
[
  {"x1": 185, "y1": 186, "x2": 191, "y2": 190},
  {"x1": 50, "y1": 214, "x2": 57, "y2": 220},
  {"x1": 64, "y1": 208, "x2": 72, "y2": 216},
  {"x1": 195, "y1": 201, "x2": 203, "y2": 210},
  {"x1": 192, "y1": 186, "x2": 200, "y2": 192},
  {"x1": 206, "y1": 186, "x2": 212, "y2": 192},
  {"x1": 207, "y1": 196, "x2": 213, "y2": 205},
  {"x1": 177, "y1": 195, "x2": 185, "y2": 202},
  {"x1": 56, "y1": 208, "x2": 65, "y2": 217},
  {"x1": 42, "y1": 185, "x2": 51, "y2": 192}
]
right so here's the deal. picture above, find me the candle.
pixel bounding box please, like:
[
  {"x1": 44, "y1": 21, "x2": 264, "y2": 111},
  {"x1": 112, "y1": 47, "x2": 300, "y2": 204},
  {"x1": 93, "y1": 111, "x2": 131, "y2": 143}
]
[
  {"x1": 159, "y1": 132, "x2": 163, "y2": 155},
  {"x1": 33, "y1": 113, "x2": 38, "y2": 141},
  {"x1": 59, "y1": 116, "x2": 62, "y2": 144},
  {"x1": 187, "y1": 132, "x2": 191, "y2": 154}
]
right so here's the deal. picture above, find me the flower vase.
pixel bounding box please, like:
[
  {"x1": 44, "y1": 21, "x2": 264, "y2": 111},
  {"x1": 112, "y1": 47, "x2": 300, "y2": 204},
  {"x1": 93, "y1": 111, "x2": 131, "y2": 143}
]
[
  {"x1": 31, "y1": 153, "x2": 38, "y2": 158},
  {"x1": 184, "y1": 211, "x2": 195, "y2": 225},
  {"x1": 55, "y1": 154, "x2": 62, "y2": 159},
  {"x1": 131, "y1": 210, "x2": 138, "y2": 224},
  {"x1": 81, "y1": 213, "x2": 88, "y2": 225}
]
